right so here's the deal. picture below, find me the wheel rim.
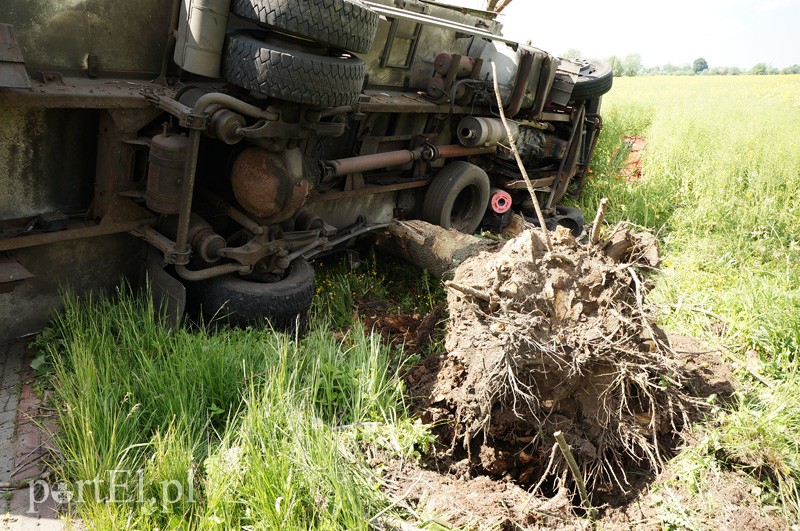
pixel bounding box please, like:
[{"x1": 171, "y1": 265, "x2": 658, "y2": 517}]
[{"x1": 449, "y1": 185, "x2": 481, "y2": 232}]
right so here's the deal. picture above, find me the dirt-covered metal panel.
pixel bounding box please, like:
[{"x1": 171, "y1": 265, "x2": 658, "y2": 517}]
[
  {"x1": 0, "y1": 0, "x2": 172, "y2": 74},
  {"x1": 360, "y1": 0, "x2": 496, "y2": 89},
  {"x1": 0, "y1": 234, "x2": 144, "y2": 341},
  {"x1": 0, "y1": 108, "x2": 97, "y2": 219}
]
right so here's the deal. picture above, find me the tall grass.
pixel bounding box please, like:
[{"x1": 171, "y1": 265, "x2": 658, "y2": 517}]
[
  {"x1": 581, "y1": 75, "x2": 800, "y2": 357},
  {"x1": 41, "y1": 286, "x2": 423, "y2": 529},
  {"x1": 579, "y1": 75, "x2": 800, "y2": 519}
]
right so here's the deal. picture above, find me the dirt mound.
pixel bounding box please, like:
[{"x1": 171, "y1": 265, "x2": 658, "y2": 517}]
[{"x1": 424, "y1": 226, "x2": 696, "y2": 495}]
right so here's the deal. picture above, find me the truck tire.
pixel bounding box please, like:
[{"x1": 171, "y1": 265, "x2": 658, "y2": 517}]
[
  {"x1": 222, "y1": 31, "x2": 365, "y2": 106},
  {"x1": 230, "y1": 0, "x2": 379, "y2": 54},
  {"x1": 422, "y1": 161, "x2": 490, "y2": 234},
  {"x1": 570, "y1": 58, "x2": 613, "y2": 102},
  {"x1": 193, "y1": 258, "x2": 315, "y2": 330}
]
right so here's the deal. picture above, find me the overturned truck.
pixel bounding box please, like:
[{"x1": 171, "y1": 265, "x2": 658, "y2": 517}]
[{"x1": 0, "y1": 0, "x2": 612, "y2": 339}]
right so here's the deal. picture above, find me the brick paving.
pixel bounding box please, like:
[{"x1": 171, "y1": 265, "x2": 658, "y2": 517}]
[{"x1": 0, "y1": 340, "x2": 63, "y2": 530}]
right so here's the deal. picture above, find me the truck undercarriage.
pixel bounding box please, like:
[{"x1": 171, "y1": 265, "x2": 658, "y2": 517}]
[{"x1": 0, "y1": 0, "x2": 612, "y2": 340}]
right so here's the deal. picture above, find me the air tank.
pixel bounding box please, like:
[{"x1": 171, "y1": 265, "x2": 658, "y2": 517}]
[{"x1": 146, "y1": 131, "x2": 190, "y2": 214}]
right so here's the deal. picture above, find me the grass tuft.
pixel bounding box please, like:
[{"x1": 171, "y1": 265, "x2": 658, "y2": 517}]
[{"x1": 42, "y1": 284, "x2": 429, "y2": 529}]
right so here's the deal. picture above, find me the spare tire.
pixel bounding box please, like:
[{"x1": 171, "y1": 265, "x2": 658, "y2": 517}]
[
  {"x1": 222, "y1": 31, "x2": 365, "y2": 106},
  {"x1": 230, "y1": 0, "x2": 379, "y2": 54},
  {"x1": 570, "y1": 58, "x2": 613, "y2": 102},
  {"x1": 422, "y1": 161, "x2": 490, "y2": 234},
  {"x1": 191, "y1": 258, "x2": 315, "y2": 330}
]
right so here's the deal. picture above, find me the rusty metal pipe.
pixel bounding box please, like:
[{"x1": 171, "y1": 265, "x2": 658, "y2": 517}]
[
  {"x1": 329, "y1": 147, "x2": 425, "y2": 177},
  {"x1": 328, "y1": 144, "x2": 496, "y2": 178},
  {"x1": 505, "y1": 49, "x2": 534, "y2": 118},
  {"x1": 175, "y1": 262, "x2": 250, "y2": 281},
  {"x1": 434, "y1": 144, "x2": 497, "y2": 158}
]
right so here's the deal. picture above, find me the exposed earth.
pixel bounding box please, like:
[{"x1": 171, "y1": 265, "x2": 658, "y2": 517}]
[
  {"x1": 363, "y1": 223, "x2": 788, "y2": 529},
  {"x1": 0, "y1": 217, "x2": 788, "y2": 530}
]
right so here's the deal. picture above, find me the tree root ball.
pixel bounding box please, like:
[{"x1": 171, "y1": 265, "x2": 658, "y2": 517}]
[{"x1": 429, "y1": 226, "x2": 696, "y2": 493}]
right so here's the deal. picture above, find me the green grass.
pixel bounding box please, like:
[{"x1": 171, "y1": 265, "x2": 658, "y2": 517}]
[
  {"x1": 39, "y1": 284, "x2": 431, "y2": 530},
  {"x1": 313, "y1": 252, "x2": 444, "y2": 330},
  {"x1": 578, "y1": 75, "x2": 800, "y2": 521}
]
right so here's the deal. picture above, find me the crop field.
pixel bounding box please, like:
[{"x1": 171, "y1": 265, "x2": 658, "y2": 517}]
[
  {"x1": 38, "y1": 74, "x2": 800, "y2": 529},
  {"x1": 576, "y1": 74, "x2": 800, "y2": 526}
]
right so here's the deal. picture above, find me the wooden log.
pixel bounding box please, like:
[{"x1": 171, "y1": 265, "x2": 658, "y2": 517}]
[{"x1": 375, "y1": 220, "x2": 495, "y2": 278}]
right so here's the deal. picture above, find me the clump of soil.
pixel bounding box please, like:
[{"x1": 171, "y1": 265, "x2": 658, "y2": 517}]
[
  {"x1": 356, "y1": 299, "x2": 444, "y2": 355},
  {"x1": 423, "y1": 226, "x2": 697, "y2": 494}
]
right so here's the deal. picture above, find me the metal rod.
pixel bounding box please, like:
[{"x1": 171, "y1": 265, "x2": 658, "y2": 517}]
[
  {"x1": 174, "y1": 262, "x2": 249, "y2": 281},
  {"x1": 0, "y1": 217, "x2": 154, "y2": 252},
  {"x1": 329, "y1": 147, "x2": 424, "y2": 177},
  {"x1": 173, "y1": 128, "x2": 201, "y2": 263},
  {"x1": 199, "y1": 188, "x2": 263, "y2": 234},
  {"x1": 132, "y1": 225, "x2": 176, "y2": 257},
  {"x1": 575, "y1": 114, "x2": 603, "y2": 197},
  {"x1": 545, "y1": 104, "x2": 585, "y2": 210},
  {"x1": 327, "y1": 144, "x2": 496, "y2": 179},
  {"x1": 435, "y1": 144, "x2": 497, "y2": 158},
  {"x1": 363, "y1": 1, "x2": 519, "y2": 45}
]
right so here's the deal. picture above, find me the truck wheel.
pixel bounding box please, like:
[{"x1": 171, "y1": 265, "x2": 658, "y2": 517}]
[
  {"x1": 192, "y1": 258, "x2": 315, "y2": 330},
  {"x1": 222, "y1": 31, "x2": 365, "y2": 106},
  {"x1": 422, "y1": 161, "x2": 490, "y2": 234},
  {"x1": 230, "y1": 0, "x2": 378, "y2": 54},
  {"x1": 570, "y1": 58, "x2": 613, "y2": 102}
]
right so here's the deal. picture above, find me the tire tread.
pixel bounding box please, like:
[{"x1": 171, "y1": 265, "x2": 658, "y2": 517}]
[
  {"x1": 231, "y1": 0, "x2": 378, "y2": 53},
  {"x1": 222, "y1": 32, "x2": 365, "y2": 106}
]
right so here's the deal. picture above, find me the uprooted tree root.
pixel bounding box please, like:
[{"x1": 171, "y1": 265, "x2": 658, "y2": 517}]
[{"x1": 426, "y1": 225, "x2": 699, "y2": 498}]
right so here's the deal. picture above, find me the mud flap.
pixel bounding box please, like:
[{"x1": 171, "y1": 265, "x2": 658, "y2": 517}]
[
  {"x1": 146, "y1": 248, "x2": 185, "y2": 327},
  {"x1": 0, "y1": 254, "x2": 34, "y2": 294}
]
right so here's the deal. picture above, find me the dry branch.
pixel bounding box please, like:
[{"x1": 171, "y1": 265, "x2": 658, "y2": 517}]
[
  {"x1": 490, "y1": 61, "x2": 552, "y2": 253},
  {"x1": 554, "y1": 430, "x2": 596, "y2": 519},
  {"x1": 590, "y1": 197, "x2": 608, "y2": 245}
]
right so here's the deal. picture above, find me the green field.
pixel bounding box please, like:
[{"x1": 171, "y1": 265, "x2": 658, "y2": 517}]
[
  {"x1": 578, "y1": 74, "x2": 800, "y2": 523},
  {"x1": 40, "y1": 75, "x2": 800, "y2": 529},
  {"x1": 583, "y1": 75, "x2": 800, "y2": 360}
]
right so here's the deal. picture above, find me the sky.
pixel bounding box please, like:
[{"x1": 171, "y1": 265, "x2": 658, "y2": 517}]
[{"x1": 446, "y1": 0, "x2": 799, "y2": 69}]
